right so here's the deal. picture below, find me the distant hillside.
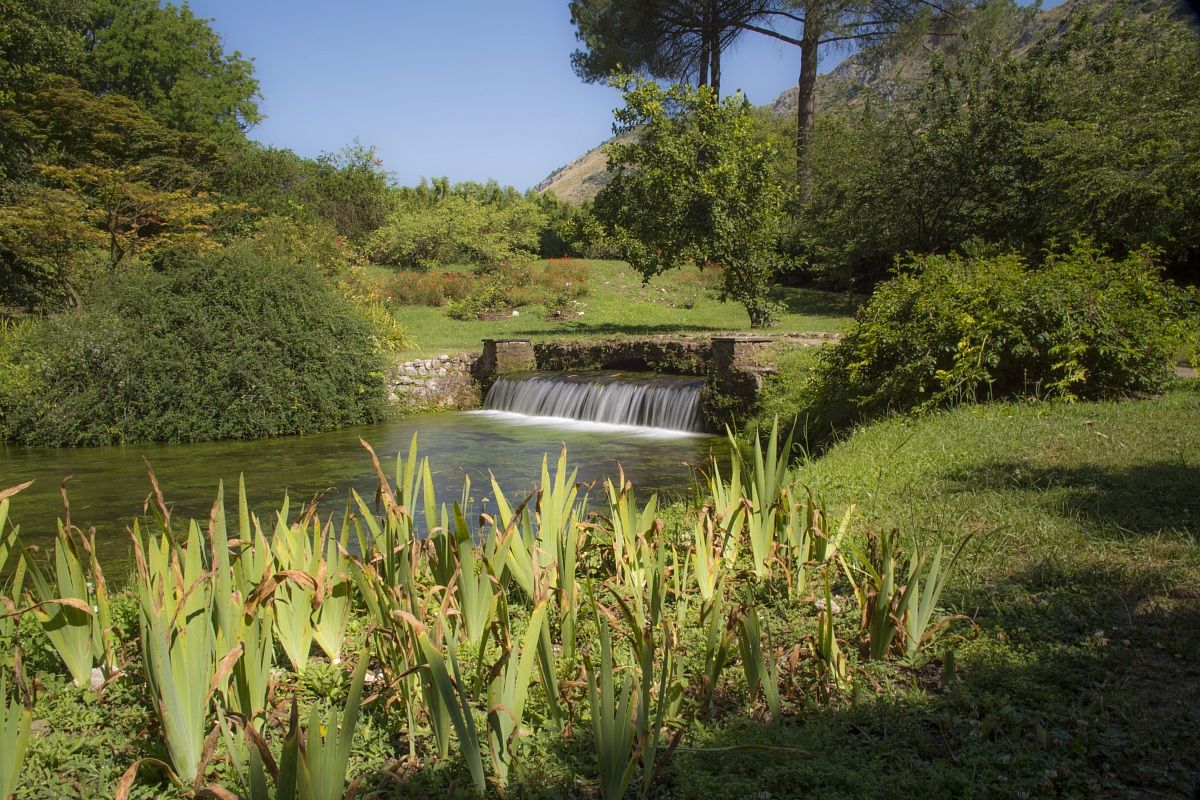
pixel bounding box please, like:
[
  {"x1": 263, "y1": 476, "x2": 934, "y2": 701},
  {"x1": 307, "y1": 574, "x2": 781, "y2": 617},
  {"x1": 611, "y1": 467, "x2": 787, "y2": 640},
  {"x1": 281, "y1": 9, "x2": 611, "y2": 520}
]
[
  {"x1": 534, "y1": 132, "x2": 633, "y2": 204},
  {"x1": 536, "y1": 0, "x2": 1176, "y2": 204}
]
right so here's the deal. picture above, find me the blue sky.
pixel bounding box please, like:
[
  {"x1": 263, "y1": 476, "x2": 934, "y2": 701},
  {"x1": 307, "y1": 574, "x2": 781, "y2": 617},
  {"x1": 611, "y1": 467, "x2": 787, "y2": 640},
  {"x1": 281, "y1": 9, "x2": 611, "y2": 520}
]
[{"x1": 186, "y1": 1, "x2": 826, "y2": 189}]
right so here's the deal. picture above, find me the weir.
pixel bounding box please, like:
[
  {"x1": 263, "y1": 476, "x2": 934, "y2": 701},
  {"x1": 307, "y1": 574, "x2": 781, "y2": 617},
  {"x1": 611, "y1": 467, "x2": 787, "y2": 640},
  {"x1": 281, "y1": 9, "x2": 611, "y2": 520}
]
[{"x1": 482, "y1": 371, "x2": 706, "y2": 433}]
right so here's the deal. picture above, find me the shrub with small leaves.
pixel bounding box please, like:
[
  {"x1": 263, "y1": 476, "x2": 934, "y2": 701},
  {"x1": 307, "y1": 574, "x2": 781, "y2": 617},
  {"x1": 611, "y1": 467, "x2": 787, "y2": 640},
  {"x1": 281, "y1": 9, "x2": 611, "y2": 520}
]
[
  {"x1": 0, "y1": 244, "x2": 387, "y2": 446},
  {"x1": 799, "y1": 240, "x2": 1199, "y2": 440}
]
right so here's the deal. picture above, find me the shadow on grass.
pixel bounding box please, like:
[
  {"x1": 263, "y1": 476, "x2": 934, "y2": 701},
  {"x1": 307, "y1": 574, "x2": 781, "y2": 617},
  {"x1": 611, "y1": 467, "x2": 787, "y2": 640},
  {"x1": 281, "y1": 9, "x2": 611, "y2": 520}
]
[
  {"x1": 771, "y1": 286, "x2": 865, "y2": 317},
  {"x1": 942, "y1": 459, "x2": 1199, "y2": 537},
  {"x1": 669, "y1": 557, "x2": 1200, "y2": 799},
  {"x1": 511, "y1": 321, "x2": 729, "y2": 337}
]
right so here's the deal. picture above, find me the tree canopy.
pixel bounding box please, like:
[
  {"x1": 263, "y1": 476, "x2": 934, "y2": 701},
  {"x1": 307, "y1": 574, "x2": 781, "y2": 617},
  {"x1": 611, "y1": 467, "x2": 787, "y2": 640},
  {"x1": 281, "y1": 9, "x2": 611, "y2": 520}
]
[
  {"x1": 789, "y1": 2, "x2": 1200, "y2": 289},
  {"x1": 570, "y1": 0, "x2": 781, "y2": 95},
  {"x1": 80, "y1": 0, "x2": 262, "y2": 138},
  {"x1": 594, "y1": 77, "x2": 785, "y2": 327}
]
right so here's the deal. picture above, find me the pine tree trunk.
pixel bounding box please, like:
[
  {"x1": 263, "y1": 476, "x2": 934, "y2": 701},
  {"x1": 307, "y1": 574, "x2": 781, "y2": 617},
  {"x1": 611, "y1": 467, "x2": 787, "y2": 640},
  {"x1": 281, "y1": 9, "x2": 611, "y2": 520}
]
[
  {"x1": 711, "y1": 28, "x2": 722, "y2": 96},
  {"x1": 795, "y1": 30, "x2": 820, "y2": 202}
]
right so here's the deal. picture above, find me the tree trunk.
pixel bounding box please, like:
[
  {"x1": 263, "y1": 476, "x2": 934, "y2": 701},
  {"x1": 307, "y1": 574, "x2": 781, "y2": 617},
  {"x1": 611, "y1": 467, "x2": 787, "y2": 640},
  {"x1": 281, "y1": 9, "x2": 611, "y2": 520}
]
[
  {"x1": 710, "y1": 28, "x2": 722, "y2": 96},
  {"x1": 796, "y1": 29, "x2": 820, "y2": 202},
  {"x1": 746, "y1": 298, "x2": 774, "y2": 328}
]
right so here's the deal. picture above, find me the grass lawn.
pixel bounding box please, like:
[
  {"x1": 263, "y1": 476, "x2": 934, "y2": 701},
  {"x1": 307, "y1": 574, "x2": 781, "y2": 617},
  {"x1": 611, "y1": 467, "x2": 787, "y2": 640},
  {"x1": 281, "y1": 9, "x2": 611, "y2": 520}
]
[
  {"x1": 372, "y1": 260, "x2": 857, "y2": 359},
  {"x1": 669, "y1": 382, "x2": 1200, "y2": 799}
]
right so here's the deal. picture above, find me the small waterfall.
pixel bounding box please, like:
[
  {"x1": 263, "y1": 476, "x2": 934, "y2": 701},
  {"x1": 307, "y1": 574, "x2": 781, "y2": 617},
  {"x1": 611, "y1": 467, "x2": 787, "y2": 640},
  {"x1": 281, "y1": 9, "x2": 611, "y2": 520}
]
[{"x1": 483, "y1": 371, "x2": 706, "y2": 433}]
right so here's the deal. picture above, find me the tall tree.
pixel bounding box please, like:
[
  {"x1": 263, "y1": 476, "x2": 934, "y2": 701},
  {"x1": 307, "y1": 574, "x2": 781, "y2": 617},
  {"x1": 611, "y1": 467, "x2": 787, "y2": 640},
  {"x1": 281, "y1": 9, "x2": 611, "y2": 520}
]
[
  {"x1": 80, "y1": 0, "x2": 261, "y2": 139},
  {"x1": 568, "y1": 0, "x2": 945, "y2": 196},
  {"x1": 739, "y1": 0, "x2": 942, "y2": 198},
  {"x1": 0, "y1": 0, "x2": 87, "y2": 185},
  {"x1": 570, "y1": 0, "x2": 781, "y2": 96},
  {"x1": 0, "y1": 77, "x2": 222, "y2": 308}
]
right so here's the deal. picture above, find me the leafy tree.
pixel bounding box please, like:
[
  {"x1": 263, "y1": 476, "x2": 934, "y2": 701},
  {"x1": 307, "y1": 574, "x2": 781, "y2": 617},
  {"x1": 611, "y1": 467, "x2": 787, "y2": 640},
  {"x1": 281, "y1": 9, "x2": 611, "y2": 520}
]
[
  {"x1": 368, "y1": 194, "x2": 546, "y2": 271},
  {"x1": 303, "y1": 142, "x2": 393, "y2": 242},
  {"x1": 1023, "y1": 5, "x2": 1200, "y2": 278},
  {"x1": 792, "y1": 1, "x2": 1200, "y2": 289},
  {"x1": 0, "y1": 78, "x2": 224, "y2": 308},
  {"x1": 794, "y1": 32, "x2": 1033, "y2": 289},
  {"x1": 747, "y1": 0, "x2": 947, "y2": 197},
  {"x1": 594, "y1": 77, "x2": 784, "y2": 327},
  {"x1": 80, "y1": 0, "x2": 261, "y2": 138},
  {"x1": 0, "y1": 0, "x2": 87, "y2": 183},
  {"x1": 11, "y1": 76, "x2": 218, "y2": 172},
  {"x1": 0, "y1": 0, "x2": 86, "y2": 99},
  {"x1": 568, "y1": 0, "x2": 950, "y2": 195},
  {"x1": 41, "y1": 162, "x2": 222, "y2": 265},
  {"x1": 0, "y1": 185, "x2": 104, "y2": 308},
  {"x1": 216, "y1": 140, "x2": 392, "y2": 242}
]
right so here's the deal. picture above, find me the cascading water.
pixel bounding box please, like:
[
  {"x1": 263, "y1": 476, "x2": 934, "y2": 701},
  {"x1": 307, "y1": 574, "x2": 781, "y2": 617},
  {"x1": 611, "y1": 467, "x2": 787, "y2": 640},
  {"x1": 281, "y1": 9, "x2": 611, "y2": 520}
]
[{"x1": 481, "y1": 371, "x2": 706, "y2": 433}]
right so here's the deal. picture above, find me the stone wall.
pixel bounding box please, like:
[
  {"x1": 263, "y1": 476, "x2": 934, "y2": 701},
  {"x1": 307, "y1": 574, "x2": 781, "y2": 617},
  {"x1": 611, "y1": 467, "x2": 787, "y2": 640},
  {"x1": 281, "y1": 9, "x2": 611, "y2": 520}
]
[{"x1": 386, "y1": 354, "x2": 480, "y2": 411}]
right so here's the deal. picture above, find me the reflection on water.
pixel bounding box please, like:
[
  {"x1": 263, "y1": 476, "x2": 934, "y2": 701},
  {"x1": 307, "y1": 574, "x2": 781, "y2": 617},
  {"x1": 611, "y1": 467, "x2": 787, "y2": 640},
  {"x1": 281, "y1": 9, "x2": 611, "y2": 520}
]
[{"x1": 1, "y1": 411, "x2": 729, "y2": 568}]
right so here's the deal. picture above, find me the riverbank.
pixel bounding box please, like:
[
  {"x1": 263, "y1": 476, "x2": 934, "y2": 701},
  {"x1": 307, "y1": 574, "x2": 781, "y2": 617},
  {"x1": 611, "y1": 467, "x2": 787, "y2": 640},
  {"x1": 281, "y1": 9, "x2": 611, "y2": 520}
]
[{"x1": 5, "y1": 384, "x2": 1196, "y2": 798}]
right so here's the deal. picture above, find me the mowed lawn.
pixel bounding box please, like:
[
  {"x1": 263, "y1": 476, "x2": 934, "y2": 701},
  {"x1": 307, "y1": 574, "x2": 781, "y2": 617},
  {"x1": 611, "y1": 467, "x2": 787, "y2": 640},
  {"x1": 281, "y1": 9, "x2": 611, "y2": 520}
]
[{"x1": 371, "y1": 260, "x2": 857, "y2": 359}]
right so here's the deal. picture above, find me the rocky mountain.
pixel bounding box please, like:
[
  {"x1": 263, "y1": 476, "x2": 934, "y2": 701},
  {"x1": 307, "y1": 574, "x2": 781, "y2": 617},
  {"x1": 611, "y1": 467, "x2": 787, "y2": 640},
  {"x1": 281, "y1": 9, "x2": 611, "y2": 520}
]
[{"x1": 536, "y1": 0, "x2": 1175, "y2": 204}]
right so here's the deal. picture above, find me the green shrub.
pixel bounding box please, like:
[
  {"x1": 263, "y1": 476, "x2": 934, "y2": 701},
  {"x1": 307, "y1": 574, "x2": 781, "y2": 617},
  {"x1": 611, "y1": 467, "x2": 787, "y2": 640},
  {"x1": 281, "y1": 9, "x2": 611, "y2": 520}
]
[
  {"x1": 438, "y1": 259, "x2": 592, "y2": 319},
  {"x1": 0, "y1": 245, "x2": 386, "y2": 446},
  {"x1": 446, "y1": 282, "x2": 510, "y2": 321},
  {"x1": 240, "y1": 215, "x2": 411, "y2": 352},
  {"x1": 797, "y1": 241, "x2": 1198, "y2": 440}
]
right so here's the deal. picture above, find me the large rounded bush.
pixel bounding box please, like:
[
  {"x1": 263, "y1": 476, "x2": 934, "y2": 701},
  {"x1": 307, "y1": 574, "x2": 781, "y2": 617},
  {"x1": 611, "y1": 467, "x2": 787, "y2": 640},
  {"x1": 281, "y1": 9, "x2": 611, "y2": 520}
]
[
  {"x1": 0, "y1": 245, "x2": 386, "y2": 446},
  {"x1": 798, "y1": 241, "x2": 1198, "y2": 439}
]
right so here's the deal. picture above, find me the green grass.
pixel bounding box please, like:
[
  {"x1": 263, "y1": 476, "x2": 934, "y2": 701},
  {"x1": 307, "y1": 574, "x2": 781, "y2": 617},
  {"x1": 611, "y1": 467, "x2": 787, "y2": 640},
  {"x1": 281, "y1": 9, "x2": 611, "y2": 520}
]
[
  {"x1": 7, "y1": 386, "x2": 1197, "y2": 798},
  {"x1": 667, "y1": 383, "x2": 1200, "y2": 799},
  {"x1": 376, "y1": 260, "x2": 857, "y2": 359}
]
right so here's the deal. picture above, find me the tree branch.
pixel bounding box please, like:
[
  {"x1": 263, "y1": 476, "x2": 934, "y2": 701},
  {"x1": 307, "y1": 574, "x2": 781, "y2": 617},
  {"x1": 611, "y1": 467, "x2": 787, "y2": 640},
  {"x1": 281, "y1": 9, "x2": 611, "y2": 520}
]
[{"x1": 737, "y1": 21, "x2": 803, "y2": 47}]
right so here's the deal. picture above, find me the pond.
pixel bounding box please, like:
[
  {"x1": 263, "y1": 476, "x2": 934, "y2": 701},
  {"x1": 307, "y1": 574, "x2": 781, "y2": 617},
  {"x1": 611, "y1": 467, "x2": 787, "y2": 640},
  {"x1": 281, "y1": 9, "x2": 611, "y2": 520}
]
[{"x1": 1, "y1": 410, "x2": 730, "y2": 569}]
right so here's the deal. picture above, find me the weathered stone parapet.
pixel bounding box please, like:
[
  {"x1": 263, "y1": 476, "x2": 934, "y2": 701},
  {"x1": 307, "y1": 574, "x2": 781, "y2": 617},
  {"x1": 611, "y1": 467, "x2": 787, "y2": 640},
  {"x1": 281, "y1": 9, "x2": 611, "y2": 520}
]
[
  {"x1": 711, "y1": 335, "x2": 774, "y2": 374},
  {"x1": 386, "y1": 353, "x2": 479, "y2": 410},
  {"x1": 476, "y1": 339, "x2": 537, "y2": 389},
  {"x1": 706, "y1": 336, "x2": 777, "y2": 423}
]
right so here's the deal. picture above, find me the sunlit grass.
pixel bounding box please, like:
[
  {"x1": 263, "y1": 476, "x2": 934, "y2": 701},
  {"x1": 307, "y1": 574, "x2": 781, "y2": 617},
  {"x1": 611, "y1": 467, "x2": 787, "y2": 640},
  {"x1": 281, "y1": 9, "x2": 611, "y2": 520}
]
[{"x1": 378, "y1": 260, "x2": 856, "y2": 359}]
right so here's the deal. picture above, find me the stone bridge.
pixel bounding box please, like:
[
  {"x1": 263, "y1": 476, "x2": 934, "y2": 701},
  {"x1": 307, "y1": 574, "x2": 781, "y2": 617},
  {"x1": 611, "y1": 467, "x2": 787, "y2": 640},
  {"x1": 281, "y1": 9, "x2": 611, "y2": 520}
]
[{"x1": 386, "y1": 332, "x2": 840, "y2": 421}]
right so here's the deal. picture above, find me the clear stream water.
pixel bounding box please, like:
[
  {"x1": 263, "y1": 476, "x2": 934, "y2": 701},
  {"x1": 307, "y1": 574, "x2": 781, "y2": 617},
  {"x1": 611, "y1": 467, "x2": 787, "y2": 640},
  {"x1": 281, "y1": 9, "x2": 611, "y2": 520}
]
[{"x1": 2, "y1": 407, "x2": 728, "y2": 569}]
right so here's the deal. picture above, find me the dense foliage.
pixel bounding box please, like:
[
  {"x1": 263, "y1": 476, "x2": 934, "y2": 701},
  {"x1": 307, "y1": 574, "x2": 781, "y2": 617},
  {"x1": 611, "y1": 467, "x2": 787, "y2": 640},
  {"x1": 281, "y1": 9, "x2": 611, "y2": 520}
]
[
  {"x1": 0, "y1": 247, "x2": 386, "y2": 446},
  {"x1": 368, "y1": 193, "x2": 546, "y2": 271},
  {"x1": 80, "y1": 0, "x2": 262, "y2": 138},
  {"x1": 595, "y1": 77, "x2": 784, "y2": 326},
  {"x1": 790, "y1": 3, "x2": 1200, "y2": 290},
  {"x1": 0, "y1": 433, "x2": 980, "y2": 798},
  {"x1": 793, "y1": 242, "x2": 1199, "y2": 439}
]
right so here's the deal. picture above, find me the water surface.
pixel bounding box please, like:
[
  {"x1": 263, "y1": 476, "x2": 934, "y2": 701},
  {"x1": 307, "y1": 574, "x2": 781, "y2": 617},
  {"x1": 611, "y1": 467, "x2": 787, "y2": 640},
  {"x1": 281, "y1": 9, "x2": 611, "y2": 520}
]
[{"x1": 2, "y1": 411, "x2": 728, "y2": 568}]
